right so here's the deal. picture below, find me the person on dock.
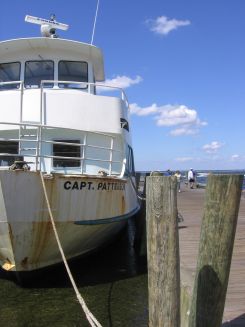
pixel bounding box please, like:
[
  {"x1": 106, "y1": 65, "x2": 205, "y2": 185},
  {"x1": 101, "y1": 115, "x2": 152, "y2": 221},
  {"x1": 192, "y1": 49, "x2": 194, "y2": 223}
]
[
  {"x1": 188, "y1": 168, "x2": 195, "y2": 189},
  {"x1": 174, "y1": 171, "x2": 182, "y2": 192},
  {"x1": 165, "y1": 169, "x2": 172, "y2": 176}
]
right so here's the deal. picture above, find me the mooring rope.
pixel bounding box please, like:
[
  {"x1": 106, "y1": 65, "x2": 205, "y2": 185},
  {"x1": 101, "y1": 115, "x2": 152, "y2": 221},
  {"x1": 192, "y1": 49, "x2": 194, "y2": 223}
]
[
  {"x1": 129, "y1": 174, "x2": 146, "y2": 201},
  {"x1": 39, "y1": 172, "x2": 102, "y2": 327},
  {"x1": 129, "y1": 174, "x2": 184, "y2": 222}
]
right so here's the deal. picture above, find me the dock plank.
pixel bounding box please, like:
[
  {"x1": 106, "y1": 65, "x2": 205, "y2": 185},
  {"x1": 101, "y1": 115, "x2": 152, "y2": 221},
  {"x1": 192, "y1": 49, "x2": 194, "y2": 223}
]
[{"x1": 177, "y1": 187, "x2": 245, "y2": 325}]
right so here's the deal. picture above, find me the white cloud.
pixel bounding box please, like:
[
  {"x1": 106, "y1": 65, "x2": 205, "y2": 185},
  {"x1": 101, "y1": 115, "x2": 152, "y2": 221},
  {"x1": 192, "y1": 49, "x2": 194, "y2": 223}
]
[
  {"x1": 130, "y1": 103, "x2": 158, "y2": 116},
  {"x1": 202, "y1": 141, "x2": 224, "y2": 154},
  {"x1": 155, "y1": 105, "x2": 197, "y2": 126},
  {"x1": 98, "y1": 75, "x2": 143, "y2": 91},
  {"x1": 147, "y1": 16, "x2": 191, "y2": 36},
  {"x1": 175, "y1": 157, "x2": 194, "y2": 162},
  {"x1": 130, "y1": 103, "x2": 207, "y2": 136},
  {"x1": 230, "y1": 154, "x2": 245, "y2": 162},
  {"x1": 231, "y1": 154, "x2": 240, "y2": 161},
  {"x1": 170, "y1": 127, "x2": 198, "y2": 136}
]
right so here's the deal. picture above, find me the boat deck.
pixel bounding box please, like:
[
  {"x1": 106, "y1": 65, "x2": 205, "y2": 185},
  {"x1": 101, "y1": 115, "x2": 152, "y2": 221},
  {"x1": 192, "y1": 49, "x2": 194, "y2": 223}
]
[{"x1": 178, "y1": 186, "x2": 245, "y2": 325}]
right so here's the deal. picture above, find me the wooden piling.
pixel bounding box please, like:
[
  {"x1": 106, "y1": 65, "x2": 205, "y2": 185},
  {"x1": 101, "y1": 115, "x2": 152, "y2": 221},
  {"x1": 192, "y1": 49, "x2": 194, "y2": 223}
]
[
  {"x1": 188, "y1": 174, "x2": 244, "y2": 327},
  {"x1": 150, "y1": 171, "x2": 163, "y2": 176},
  {"x1": 147, "y1": 175, "x2": 180, "y2": 327}
]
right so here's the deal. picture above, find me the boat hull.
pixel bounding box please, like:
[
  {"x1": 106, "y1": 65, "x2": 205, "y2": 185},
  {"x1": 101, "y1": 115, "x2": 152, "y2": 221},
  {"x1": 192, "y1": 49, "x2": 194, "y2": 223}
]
[{"x1": 0, "y1": 170, "x2": 139, "y2": 271}]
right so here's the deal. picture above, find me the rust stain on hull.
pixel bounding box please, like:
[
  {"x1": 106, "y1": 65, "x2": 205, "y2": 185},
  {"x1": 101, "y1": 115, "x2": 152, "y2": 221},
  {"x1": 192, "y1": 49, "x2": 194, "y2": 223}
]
[
  {"x1": 2, "y1": 261, "x2": 15, "y2": 271},
  {"x1": 0, "y1": 171, "x2": 138, "y2": 271},
  {"x1": 30, "y1": 221, "x2": 53, "y2": 266},
  {"x1": 21, "y1": 257, "x2": 28, "y2": 269}
]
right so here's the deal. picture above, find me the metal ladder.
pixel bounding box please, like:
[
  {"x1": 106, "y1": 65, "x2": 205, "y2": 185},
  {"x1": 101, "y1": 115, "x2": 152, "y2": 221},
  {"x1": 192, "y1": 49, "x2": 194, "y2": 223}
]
[
  {"x1": 18, "y1": 125, "x2": 39, "y2": 168},
  {"x1": 18, "y1": 85, "x2": 42, "y2": 169}
]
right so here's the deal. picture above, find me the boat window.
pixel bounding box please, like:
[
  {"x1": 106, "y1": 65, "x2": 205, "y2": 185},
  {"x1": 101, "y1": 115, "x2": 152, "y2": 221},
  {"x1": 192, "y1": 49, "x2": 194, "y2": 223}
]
[
  {"x1": 24, "y1": 61, "x2": 54, "y2": 88},
  {"x1": 58, "y1": 61, "x2": 88, "y2": 89},
  {"x1": 53, "y1": 140, "x2": 81, "y2": 167},
  {"x1": 120, "y1": 118, "x2": 129, "y2": 132},
  {"x1": 0, "y1": 62, "x2": 21, "y2": 90},
  {"x1": 125, "y1": 145, "x2": 135, "y2": 176},
  {"x1": 0, "y1": 141, "x2": 19, "y2": 166}
]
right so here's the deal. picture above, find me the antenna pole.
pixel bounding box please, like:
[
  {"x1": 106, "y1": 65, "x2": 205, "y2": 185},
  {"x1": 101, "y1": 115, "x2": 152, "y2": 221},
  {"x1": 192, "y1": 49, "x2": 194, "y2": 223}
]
[{"x1": 91, "y1": 0, "x2": 100, "y2": 45}]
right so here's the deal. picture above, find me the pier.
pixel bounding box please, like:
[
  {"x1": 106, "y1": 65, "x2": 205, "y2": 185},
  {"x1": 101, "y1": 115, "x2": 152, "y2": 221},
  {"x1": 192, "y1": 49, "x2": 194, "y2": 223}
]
[
  {"x1": 178, "y1": 186, "x2": 245, "y2": 325},
  {"x1": 136, "y1": 173, "x2": 245, "y2": 326}
]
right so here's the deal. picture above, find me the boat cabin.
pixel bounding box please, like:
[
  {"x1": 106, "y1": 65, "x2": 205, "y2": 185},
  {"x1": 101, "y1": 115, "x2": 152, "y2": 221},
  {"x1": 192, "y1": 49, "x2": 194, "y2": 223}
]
[
  {"x1": 0, "y1": 37, "x2": 105, "y2": 90},
  {"x1": 0, "y1": 38, "x2": 132, "y2": 176}
]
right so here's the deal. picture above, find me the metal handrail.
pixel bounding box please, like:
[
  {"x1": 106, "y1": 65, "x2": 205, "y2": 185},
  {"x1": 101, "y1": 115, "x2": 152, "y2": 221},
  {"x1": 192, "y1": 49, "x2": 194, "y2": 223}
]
[
  {"x1": 40, "y1": 80, "x2": 129, "y2": 107},
  {"x1": 0, "y1": 79, "x2": 127, "y2": 175},
  {"x1": 0, "y1": 121, "x2": 119, "y2": 138},
  {"x1": 0, "y1": 121, "x2": 123, "y2": 175},
  {"x1": 0, "y1": 81, "x2": 22, "y2": 86},
  {"x1": 0, "y1": 79, "x2": 129, "y2": 108}
]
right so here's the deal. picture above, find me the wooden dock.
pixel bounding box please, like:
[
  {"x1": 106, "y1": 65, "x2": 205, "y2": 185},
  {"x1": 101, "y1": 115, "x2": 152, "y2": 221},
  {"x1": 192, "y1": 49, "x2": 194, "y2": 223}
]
[{"x1": 177, "y1": 186, "x2": 245, "y2": 326}]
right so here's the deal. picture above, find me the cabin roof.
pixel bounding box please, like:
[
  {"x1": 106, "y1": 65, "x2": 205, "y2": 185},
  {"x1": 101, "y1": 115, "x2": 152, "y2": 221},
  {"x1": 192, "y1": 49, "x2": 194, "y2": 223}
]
[{"x1": 0, "y1": 37, "x2": 105, "y2": 81}]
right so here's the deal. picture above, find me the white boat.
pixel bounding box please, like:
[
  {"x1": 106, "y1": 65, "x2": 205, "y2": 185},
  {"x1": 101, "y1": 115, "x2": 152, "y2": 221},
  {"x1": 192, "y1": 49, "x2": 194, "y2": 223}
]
[{"x1": 0, "y1": 16, "x2": 139, "y2": 272}]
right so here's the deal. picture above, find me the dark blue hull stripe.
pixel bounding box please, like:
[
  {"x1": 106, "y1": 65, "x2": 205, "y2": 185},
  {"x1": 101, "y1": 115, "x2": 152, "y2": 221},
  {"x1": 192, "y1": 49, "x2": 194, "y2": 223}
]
[{"x1": 74, "y1": 206, "x2": 140, "y2": 225}]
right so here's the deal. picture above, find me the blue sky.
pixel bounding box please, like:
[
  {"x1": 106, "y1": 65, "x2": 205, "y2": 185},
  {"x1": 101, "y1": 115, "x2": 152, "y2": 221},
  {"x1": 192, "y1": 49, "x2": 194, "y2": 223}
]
[{"x1": 1, "y1": 0, "x2": 245, "y2": 171}]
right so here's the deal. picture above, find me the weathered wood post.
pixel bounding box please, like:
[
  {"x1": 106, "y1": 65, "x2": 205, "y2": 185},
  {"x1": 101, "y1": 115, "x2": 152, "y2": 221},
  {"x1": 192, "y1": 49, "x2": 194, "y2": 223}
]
[
  {"x1": 188, "y1": 174, "x2": 244, "y2": 327},
  {"x1": 147, "y1": 175, "x2": 180, "y2": 327}
]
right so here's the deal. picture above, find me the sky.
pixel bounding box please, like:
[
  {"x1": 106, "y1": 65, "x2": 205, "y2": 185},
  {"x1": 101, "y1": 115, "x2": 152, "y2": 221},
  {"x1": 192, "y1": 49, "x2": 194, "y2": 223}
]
[{"x1": 0, "y1": 0, "x2": 245, "y2": 171}]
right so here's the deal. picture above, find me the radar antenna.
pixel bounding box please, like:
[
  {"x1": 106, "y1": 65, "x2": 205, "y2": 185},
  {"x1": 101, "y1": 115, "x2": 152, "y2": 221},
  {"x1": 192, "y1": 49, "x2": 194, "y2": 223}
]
[{"x1": 25, "y1": 14, "x2": 69, "y2": 38}]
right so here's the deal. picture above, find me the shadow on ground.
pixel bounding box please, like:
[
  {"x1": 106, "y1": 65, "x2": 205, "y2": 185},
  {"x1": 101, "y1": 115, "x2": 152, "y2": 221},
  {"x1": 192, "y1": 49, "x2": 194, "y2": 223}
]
[
  {"x1": 222, "y1": 314, "x2": 245, "y2": 326},
  {"x1": 0, "y1": 217, "x2": 147, "y2": 288}
]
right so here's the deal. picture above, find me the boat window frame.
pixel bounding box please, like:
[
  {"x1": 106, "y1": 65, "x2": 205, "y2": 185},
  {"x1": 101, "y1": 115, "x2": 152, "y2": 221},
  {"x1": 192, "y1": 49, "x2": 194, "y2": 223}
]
[
  {"x1": 125, "y1": 145, "x2": 135, "y2": 176},
  {"x1": 58, "y1": 60, "x2": 88, "y2": 89},
  {"x1": 0, "y1": 140, "x2": 19, "y2": 166},
  {"x1": 24, "y1": 60, "x2": 55, "y2": 89},
  {"x1": 0, "y1": 61, "x2": 21, "y2": 90},
  {"x1": 120, "y1": 118, "x2": 129, "y2": 132},
  {"x1": 52, "y1": 139, "x2": 81, "y2": 168}
]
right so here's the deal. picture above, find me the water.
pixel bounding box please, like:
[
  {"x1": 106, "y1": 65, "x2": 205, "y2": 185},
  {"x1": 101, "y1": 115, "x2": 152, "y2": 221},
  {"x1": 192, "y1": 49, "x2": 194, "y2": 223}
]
[
  {"x1": 193, "y1": 170, "x2": 245, "y2": 190},
  {"x1": 145, "y1": 170, "x2": 245, "y2": 190},
  {"x1": 0, "y1": 218, "x2": 148, "y2": 327}
]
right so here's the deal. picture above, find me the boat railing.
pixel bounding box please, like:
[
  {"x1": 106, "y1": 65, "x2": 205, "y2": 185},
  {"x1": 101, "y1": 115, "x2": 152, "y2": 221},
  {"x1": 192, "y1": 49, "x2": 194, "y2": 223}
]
[
  {"x1": 0, "y1": 79, "x2": 129, "y2": 114},
  {"x1": 0, "y1": 121, "x2": 124, "y2": 176},
  {"x1": 94, "y1": 82, "x2": 129, "y2": 107},
  {"x1": 0, "y1": 80, "x2": 128, "y2": 175},
  {"x1": 40, "y1": 80, "x2": 129, "y2": 107}
]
